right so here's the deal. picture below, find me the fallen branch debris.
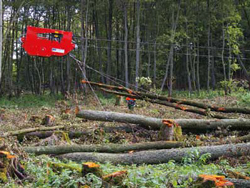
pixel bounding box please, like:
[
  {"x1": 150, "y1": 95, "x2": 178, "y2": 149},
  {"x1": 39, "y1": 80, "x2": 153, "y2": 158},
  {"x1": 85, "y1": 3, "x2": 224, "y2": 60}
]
[{"x1": 3, "y1": 125, "x2": 65, "y2": 137}]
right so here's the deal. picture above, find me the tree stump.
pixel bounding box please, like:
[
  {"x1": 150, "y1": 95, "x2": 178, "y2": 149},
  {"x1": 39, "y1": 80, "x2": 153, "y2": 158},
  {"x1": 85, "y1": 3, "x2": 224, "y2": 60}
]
[
  {"x1": 115, "y1": 96, "x2": 123, "y2": 106},
  {"x1": 42, "y1": 115, "x2": 55, "y2": 126},
  {"x1": 0, "y1": 151, "x2": 27, "y2": 183},
  {"x1": 194, "y1": 175, "x2": 234, "y2": 188},
  {"x1": 102, "y1": 170, "x2": 127, "y2": 187},
  {"x1": 82, "y1": 162, "x2": 103, "y2": 177},
  {"x1": 159, "y1": 120, "x2": 182, "y2": 141}
]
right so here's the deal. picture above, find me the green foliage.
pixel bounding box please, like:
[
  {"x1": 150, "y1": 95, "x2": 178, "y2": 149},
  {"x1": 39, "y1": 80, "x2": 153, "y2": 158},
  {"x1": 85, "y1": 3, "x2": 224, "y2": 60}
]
[
  {"x1": 220, "y1": 79, "x2": 247, "y2": 94},
  {"x1": 234, "y1": 92, "x2": 250, "y2": 106},
  {"x1": 24, "y1": 155, "x2": 102, "y2": 188},
  {"x1": 18, "y1": 153, "x2": 231, "y2": 188},
  {"x1": 136, "y1": 77, "x2": 152, "y2": 87}
]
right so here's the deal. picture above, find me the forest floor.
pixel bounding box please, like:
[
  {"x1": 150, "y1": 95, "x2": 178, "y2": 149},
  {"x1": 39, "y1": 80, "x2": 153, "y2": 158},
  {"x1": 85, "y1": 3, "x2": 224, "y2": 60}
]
[{"x1": 0, "y1": 91, "x2": 250, "y2": 187}]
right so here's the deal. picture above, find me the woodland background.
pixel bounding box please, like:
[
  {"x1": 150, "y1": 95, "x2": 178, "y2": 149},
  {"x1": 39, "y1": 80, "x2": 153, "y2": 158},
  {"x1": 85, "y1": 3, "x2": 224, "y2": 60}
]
[{"x1": 1, "y1": 0, "x2": 250, "y2": 97}]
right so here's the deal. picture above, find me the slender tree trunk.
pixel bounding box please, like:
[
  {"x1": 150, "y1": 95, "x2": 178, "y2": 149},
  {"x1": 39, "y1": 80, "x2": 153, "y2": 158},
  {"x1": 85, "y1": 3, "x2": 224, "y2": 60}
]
[
  {"x1": 207, "y1": 0, "x2": 211, "y2": 92},
  {"x1": 124, "y1": 3, "x2": 129, "y2": 88},
  {"x1": 0, "y1": 0, "x2": 2, "y2": 89},
  {"x1": 196, "y1": 40, "x2": 200, "y2": 93},
  {"x1": 168, "y1": 49, "x2": 174, "y2": 97},
  {"x1": 135, "y1": 0, "x2": 140, "y2": 90},
  {"x1": 186, "y1": 44, "x2": 192, "y2": 94},
  {"x1": 106, "y1": 0, "x2": 113, "y2": 84},
  {"x1": 81, "y1": 0, "x2": 88, "y2": 90},
  {"x1": 153, "y1": 42, "x2": 157, "y2": 86},
  {"x1": 147, "y1": 44, "x2": 151, "y2": 78},
  {"x1": 94, "y1": 1, "x2": 104, "y2": 83},
  {"x1": 34, "y1": 58, "x2": 41, "y2": 95},
  {"x1": 161, "y1": 0, "x2": 181, "y2": 91},
  {"x1": 228, "y1": 45, "x2": 232, "y2": 81},
  {"x1": 211, "y1": 38, "x2": 216, "y2": 90},
  {"x1": 66, "y1": 7, "x2": 71, "y2": 94},
  {"x1": 222, "y1": 26, "x2": 227, "y2": 81}
]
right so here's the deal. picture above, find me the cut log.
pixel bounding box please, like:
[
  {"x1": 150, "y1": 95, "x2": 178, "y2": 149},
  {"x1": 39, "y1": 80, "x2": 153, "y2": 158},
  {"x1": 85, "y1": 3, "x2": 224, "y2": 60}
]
[
  {"x1": 226, "y1": 178, "x2": 250, "y2": 188},
  {"x1": 100, "y1": 88, "x2": 228, "y2": 119},
  {"x1": 82, "y1": 80, "x2": 250, "y2": 115},
  {"x1": 76, "y1": 110, "x2": 250, "y2": 130},
  {"x1": 2, "y1": 125, "x2": 65, "y2": 137},
  {"x1": 58, "y1": 142, "x2": 250, "y2": 165},
  {"x1": 23, "y1": 141, "x2": 183, "y2": 155}
]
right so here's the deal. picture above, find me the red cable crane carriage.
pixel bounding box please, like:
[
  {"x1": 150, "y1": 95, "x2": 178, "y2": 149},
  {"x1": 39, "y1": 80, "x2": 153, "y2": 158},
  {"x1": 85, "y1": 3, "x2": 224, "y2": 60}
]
[{"x1": 21, "y1": 26, "x2": 76, "y2": 57}]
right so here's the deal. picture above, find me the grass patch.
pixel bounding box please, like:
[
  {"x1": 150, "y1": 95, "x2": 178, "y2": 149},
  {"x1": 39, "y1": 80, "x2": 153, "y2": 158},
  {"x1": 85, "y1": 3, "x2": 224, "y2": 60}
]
[{"x1": 0, "y1": 94, "x2": 64, "y2": 109}]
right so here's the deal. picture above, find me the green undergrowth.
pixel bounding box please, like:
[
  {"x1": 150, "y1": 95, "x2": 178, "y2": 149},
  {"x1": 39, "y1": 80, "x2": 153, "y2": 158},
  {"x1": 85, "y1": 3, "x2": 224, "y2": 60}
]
[
  {"x1": 2, "y1": 150, "x2": 249, "y2": 188},
  {"x1": 0, "y1": 94, "x2": 64, "y2": 109},
  {"x1": 0, "y1": 89, "x2": 249, "y2": 109}
]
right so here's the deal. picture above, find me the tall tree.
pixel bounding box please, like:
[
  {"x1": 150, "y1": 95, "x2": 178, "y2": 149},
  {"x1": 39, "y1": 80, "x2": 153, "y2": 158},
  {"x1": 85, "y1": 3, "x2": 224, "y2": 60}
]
[
  {"x1": 135, "y1": 0, "x2": 140, "y2": 90},
  {"x1": 0, "y1": 0, "x2": 2, "y2": 89}
]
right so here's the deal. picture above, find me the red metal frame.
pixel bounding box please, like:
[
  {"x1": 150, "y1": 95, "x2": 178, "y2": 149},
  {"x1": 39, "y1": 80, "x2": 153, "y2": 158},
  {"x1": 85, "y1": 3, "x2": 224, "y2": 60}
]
[{"x1": 21, "y1": 26, "x2": 75, "y2": 57}]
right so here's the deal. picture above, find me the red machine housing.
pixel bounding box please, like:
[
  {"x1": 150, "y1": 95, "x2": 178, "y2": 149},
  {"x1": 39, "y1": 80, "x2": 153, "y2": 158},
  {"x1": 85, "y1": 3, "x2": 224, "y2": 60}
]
[{"x1": 21, "y1": 26, "x2": 75, "y2": 57}]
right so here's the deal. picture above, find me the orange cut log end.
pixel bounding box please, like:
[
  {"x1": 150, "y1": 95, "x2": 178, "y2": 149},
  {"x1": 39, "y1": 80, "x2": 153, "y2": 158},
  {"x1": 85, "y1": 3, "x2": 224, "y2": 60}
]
[
  {"x1": 0, "y1": 151, "x2": 16, "y2": 159},
  {"x1": 199, "y1": 174, "x2": 234, "y2": 187},
  {"x1": 83, "y1": 162, "x2": 100, "y2": 168},
  {"x1": 81, "y1": 80, "x2": 88, "y2": 84}
]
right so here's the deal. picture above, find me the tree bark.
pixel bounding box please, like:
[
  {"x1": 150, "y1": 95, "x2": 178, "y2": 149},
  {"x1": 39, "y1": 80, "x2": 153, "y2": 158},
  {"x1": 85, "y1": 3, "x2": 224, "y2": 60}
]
[
  {"x1": 106, "y1": 0, "x2": 113, "y2": 84},
  {"x1": 0, "y1": 0, "x2": 2, "y2": 87},
  {"x1": 207, "y1": 0, "x2": 211, "y2": 92},
  {"x1": 161, "y1": 1, "x2": 181, "y2": 91},
  {"x1": 58, "y1": 142, "x2": 250, "y2": 165},
  {"x1": 76, "y1": 110, "x2": 250, "y2": 130},
  {"x1": 123, "y1": 3, "x2": 129, "y2": 88},
  {"x1": 135, "y1": 0, "x2": 140, "y2": 90},
  {"x1": 24, "y1": 141, "x2": 183, "y2": 155}
]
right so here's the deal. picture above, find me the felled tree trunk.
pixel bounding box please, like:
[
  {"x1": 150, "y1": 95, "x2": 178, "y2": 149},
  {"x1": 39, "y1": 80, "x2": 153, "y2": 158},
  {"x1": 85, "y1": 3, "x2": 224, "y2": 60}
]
[
  {"x1": 23, "y1": 141, "x2": 183, "y2": 155},
  {"x1": 100, "y1": 88, "x2": 228, "y2": 119},
  {"x1": 82, "y1": 80, "x2": 250, "y2": 115},
  {"x1": 76, "y1": 110, "x2": 250, "y2": 130},
  {"x1": 58, "y1": 142, "x2": 250, "y2": 165}
]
